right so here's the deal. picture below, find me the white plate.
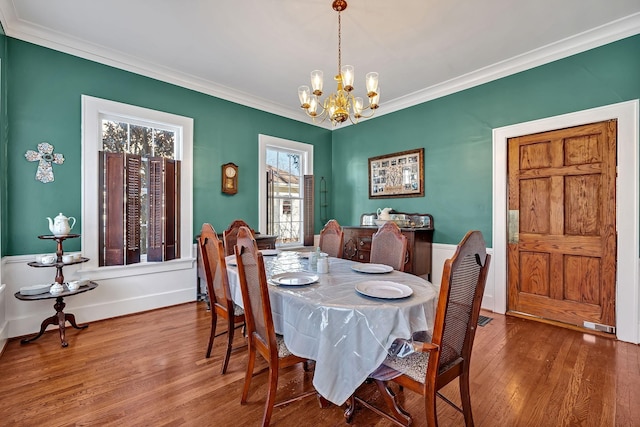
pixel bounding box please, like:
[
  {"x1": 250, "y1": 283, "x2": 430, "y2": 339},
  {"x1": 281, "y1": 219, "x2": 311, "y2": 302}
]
[
  {"x1": 271, "y1": 272, "x2": 319, "y2": 286},
  {"x1": 351, "y1": 263, "x2": 394, "y2": 274},
  {"x1": 225, "y1": 255, "x2": 237, "y2": 266},
  {"x1": 19, "y1": 283, "x2": 53, "y2": 296},
  {"x1": 260, "y1": 249, "x2": 280, "y2": 256},
  {"x1": 355, "y1": 281, "x2": 413, "y2": 299}
]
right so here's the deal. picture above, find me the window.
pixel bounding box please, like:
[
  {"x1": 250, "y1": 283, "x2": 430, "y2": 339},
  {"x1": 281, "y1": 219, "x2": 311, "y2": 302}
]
[
  {"x1": 258, "y1": 135, "x2": 313, "y2": 247},
  {"x1": 82, "y1": 96, "x2": 193, "y2": 275},
  {"x1": 99, "y1": 118, "x2": 180, "y2": 265}
]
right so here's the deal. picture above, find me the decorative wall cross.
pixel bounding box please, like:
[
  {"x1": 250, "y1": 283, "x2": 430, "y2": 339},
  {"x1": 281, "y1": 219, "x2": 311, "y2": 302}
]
[{"x1": 25, "y1": 142, "x2": 65, "y2": 183}]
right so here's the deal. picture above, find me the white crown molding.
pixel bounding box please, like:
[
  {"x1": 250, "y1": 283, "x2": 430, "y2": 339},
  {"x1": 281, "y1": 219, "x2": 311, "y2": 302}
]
[
  {"x1": 379, "y1": 12, "x2": 640, "y2": 119},
  {"x1": 0, "y1": 0, "x2": 638, "y2": 132}
]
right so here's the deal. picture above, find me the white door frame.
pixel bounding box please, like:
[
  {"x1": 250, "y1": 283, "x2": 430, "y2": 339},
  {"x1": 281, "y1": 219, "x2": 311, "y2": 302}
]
[{"x1": 492, "y1": 100, "x2": 639, "y2": 344}]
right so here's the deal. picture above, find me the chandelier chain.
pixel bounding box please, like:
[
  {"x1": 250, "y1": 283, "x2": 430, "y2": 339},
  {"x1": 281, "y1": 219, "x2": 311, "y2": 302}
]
[{"x1": 337, "y1": 12, "x2": 342, "y2": 75}]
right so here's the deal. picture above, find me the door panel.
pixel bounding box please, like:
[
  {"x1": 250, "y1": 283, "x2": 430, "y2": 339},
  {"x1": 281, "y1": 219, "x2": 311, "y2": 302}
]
[{"x1": 507, "y1": 120, "x2": 616, "y2": 329}]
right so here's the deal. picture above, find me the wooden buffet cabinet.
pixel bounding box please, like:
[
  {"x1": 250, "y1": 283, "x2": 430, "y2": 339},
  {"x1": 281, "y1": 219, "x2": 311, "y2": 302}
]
[{"x1": 342, "y1": 213, "x2": 434, "y2": 279}]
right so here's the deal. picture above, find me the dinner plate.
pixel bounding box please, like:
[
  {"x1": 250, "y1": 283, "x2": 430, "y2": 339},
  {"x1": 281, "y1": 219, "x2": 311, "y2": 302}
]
[
  {"x1": 19, "y1": 283, "x2": 53, "y2": 296},
  {"x1": 271, "y1": 272, "x2": 319, "y2": 286},
  {"x1": 351, "y1": 263, "x2": 394, "y2": 274},
  {"x1": 225, "y1": 255, "x2": 237, "y2": 266},
  {"x1": 260, "y1": 249, "x2": 280, "y2": 256},
  {"x1": 355, "y1": 281, "x2": 413, "y2": 299}
]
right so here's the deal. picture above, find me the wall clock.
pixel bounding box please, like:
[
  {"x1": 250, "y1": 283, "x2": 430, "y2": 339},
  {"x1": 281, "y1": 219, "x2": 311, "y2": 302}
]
[{"x1": 221, "y1": 162, "x2": 238, "y2": 194}]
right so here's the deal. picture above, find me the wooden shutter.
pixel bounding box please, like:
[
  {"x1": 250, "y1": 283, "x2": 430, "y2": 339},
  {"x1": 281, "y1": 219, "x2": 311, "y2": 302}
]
[
  {"x1": 147, "y1": 157, "x2": 164, "y2": 262},
  {"x1": 164, "y1": 159, "x2": 178, "y2": 261},
  {"x1": 125, "y1": 155, "x2": 142, "y2": 264},
  {"x1": 266, "y1": 170, "x2": 274, "y2": 235},
  {"x1": 303, "y1": 175, "x2": 314, "y2": 246},
  {"x1": 99, "y1": 152, "x2": 141, "y2": 266},
  {"x1": 100, "y1": 152, "x2": 125, "y2": 266},
  {"x1": 147, "y1": 157, "x2": 181, "y2": 262}
]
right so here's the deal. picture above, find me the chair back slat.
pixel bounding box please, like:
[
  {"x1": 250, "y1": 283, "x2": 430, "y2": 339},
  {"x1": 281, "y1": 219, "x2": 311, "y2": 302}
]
[
  {"x1": 370, "y1": 222, "x2": 408, "y2": 271},
  {"x1": 237, "y1": 226, "x2": 259, "y2": 257},
  {"x1": 319, "y1": 219, "x2": 344, "y2": 258},
  {"x1": 223, "y1": 219, "x2": 255, "y2": 256},
  {"x1": 236, "y1": 247, "x2": 275, "y2": 352},
  {"x1": 431, "y1": 230, "x2": 490, "y2": 373},
  {"x1": 199, "y1": 223, "x2": 231, "y2": 307}
]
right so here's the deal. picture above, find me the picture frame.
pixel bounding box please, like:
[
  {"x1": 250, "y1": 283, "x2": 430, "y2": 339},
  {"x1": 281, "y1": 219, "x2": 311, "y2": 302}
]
[{"x1": 368, "y1": 148, "x2": 424, "y2": 198}]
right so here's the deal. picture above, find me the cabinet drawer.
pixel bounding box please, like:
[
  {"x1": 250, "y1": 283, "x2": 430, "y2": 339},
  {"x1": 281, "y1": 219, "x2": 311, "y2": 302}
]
[{"x1": 357, "y1": 237, "x2": 371, "y2": 251}]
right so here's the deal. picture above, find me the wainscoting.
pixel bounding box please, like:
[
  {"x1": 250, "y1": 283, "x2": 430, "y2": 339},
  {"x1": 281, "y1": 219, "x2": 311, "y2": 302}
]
[{"x1": 0, "y1": 242, "x2": 494, "y2": 354}]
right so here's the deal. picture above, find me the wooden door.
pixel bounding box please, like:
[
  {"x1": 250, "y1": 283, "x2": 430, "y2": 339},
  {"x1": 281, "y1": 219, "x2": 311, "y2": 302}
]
[{"x1": 507, "y1": 120, "x2": 617, "y2": 330}]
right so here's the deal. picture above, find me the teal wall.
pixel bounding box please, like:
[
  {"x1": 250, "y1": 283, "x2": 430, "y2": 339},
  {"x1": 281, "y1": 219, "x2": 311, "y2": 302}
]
[
  {"x1": 3, "y1": 34, "x2": 640, "y2": 254},
  {"x1": 0, "y1": 35, "x2": 7, "y2": 257},
  {"x1": 331, "y1": 34, "x2": 640, "y2": 246},
  {"x1": 5, "y1": 39, "x2": 332, "y2": 255}
]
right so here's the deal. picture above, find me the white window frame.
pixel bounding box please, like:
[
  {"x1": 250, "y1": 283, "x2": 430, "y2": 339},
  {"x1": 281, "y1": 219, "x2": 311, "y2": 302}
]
[
  {"x1": 81, "y1": 95, "x2": 194, "y2": 279},
  {"x1": 258, "y1": 134, "x2": 313, "y2": 243}
]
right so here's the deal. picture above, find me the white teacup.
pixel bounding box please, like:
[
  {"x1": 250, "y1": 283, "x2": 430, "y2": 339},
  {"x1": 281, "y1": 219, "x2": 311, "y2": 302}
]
[
  {"x1": 62, "y1": 254, "x2": 74, "y2": 263},
  {"x1": 41, "y1": 255, "x2": 56, "y2": 265},
  {"x1": 67, "y1": 281, "x2": 80, "y2": 291}
]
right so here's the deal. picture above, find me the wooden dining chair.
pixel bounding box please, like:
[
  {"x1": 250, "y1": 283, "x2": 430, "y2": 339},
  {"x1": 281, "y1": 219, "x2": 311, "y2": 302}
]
[
  {"x1": 235, "y1": 245, "x2": 316, "y2": 427},
  {"x1": 198, "y1": 223, "x2": 245, "y2": 374},
  {"x1": 236, "y1": 225, "x2": 259, "y2": 257},
  {"x1": 352, "y1": 230, "x2": 491, "y2": 426},
  {"x1": 319, "y1": 219, "x2": 344, "y2": 258},
  {"x1": 370, "y1": 221, "x2": 408, "y2": 271},
  {"x1": 223, "y1": 219, "x2": 255, "y2": 256}
]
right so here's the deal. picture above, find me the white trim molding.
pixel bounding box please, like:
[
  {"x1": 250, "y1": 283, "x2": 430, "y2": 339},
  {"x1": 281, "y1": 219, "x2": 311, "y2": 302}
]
[{"x1": 492, "y1": 100, "x2": 639, "y2": 344}]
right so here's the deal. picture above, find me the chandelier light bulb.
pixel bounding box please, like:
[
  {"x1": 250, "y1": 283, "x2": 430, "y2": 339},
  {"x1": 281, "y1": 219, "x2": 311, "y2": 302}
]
[
  {"x1": 366, "y1": 72, "x2": 379, "y2": 98},
  {"x1": 298, "y1": 86, "x2": 311, "y2": 109},
  {"x1": 370, "y1": 86, "x2": 380, "y2": 109},
  {"x1": 341, "y1": 65, "x2": 354, "y2": 92},
  {"x1": 311, "y1": 70, "x2": 324, "y2": 96},
  {"x1": 309, "y1": 96, "x2": 319, "y2": 116}
]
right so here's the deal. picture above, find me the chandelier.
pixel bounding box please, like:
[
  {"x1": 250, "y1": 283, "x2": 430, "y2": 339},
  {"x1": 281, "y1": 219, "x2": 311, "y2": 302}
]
[{"x1": 297, "y1": 0, "x2": 379, "y2": 126}]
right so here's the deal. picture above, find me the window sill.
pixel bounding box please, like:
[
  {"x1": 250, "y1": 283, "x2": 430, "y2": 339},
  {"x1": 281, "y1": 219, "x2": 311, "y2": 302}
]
[{"x1": 76, "y1": 257, "x2": 196, "y2": 281}]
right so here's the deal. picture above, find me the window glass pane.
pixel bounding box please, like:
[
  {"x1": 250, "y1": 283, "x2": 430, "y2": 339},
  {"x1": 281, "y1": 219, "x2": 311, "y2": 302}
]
[
  {"x1": 102, "y1": 120, "x2": 128, "y2": 152},
  {"x1": 153, "y1": 129, "x2": 175, "y2": 158},
  {"x1": 265, "y1": 146, "x2": 305, "y2": 246},
  {"x1": 129, "y1": 125, "x2": 152, "y2": 156}
]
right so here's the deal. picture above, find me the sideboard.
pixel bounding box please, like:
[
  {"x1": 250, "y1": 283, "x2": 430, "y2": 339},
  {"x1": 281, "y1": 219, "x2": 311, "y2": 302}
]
[{"x1": 342, "y1": 214, "x2": 433, "y2": 279}]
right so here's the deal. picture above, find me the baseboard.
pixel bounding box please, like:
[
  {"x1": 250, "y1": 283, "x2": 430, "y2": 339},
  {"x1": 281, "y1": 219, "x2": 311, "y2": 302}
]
[{"x1": 9, "y1": 287, "x2": 194, "y2": 339}]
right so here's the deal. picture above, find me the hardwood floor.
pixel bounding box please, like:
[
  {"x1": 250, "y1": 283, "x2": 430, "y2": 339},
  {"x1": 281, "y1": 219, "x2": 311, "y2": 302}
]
[{"x1": 0, "y1": 302, "x2": 638, "y2": 426}]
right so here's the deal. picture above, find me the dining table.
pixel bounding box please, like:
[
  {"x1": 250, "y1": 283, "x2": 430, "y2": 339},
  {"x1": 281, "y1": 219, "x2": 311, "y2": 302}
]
[{"x1": 225, "y1": 250, "x2": 439, "y2": 406}]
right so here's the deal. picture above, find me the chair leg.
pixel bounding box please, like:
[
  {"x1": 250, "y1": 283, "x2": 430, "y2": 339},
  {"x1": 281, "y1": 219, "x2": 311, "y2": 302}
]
[
  {"x1": 221, "y1": 318, "x2": 235, "y2": 374},
  {"x1": 241, "y1": 345, "x2": 256, "y2": 404},
  {"x1": 459, "y1": 371, "x2": 474, "y2": 427},
  {"x1": 206, "y1": 310, "x2": 218, "y2": 358},
  {"x1": 261, "y1": 363, "x2": 279, "y2": 427},
  {"x1": 425, "y1": 386, "x2": 438, "y2": 427}
]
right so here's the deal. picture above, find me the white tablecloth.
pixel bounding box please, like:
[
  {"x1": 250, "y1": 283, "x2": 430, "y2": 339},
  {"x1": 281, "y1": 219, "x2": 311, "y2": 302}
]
[{"x1": 226, "y1": 252, "x2": 439, "y2": 405}]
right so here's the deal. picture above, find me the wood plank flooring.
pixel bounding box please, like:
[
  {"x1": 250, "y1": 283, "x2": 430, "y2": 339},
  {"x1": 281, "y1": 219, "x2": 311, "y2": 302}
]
[{"x1": 0, "y1": 302, "x2": 638, "y2": 426}]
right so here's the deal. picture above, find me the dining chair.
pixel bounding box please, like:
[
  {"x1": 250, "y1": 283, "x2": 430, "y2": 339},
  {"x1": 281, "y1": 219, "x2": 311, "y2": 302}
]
[
  {"x1": 319, "y1": 219, "x2": 344, "y2": 258},
  {"x1": 370, "y1": 221, "x2": 408, "y2": 271},
  {"x1": 235, "y1": 245, "x2": 316, "y2": 427},
  {"x1": 350, "y1": 230, "x2": 491, "y2": 426},
  {"x1": 198, "y1": 223, "x2": 245, "y2": 374},
  {"x1": 236, "y1": 225, "x2": 259, "y2": 257},
  {"x1": 223, "y1": 219, "x2": 255, "y2": 256}
]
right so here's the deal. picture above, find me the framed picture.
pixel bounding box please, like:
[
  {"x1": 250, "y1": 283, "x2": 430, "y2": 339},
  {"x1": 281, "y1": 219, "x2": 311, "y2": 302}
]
[{"x1": 368, "y1": 148, "x2": 424, "y2": 198}]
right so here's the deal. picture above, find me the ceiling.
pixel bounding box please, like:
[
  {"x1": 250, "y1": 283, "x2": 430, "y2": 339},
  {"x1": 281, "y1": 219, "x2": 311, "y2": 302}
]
[{"x1": 1, "y1": 0, "x2": 639, "y2": 129}]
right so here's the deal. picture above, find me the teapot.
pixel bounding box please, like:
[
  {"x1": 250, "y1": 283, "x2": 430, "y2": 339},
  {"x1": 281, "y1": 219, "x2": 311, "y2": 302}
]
[
  {"x1": 377, "y1": 207, "x2": 393, "y2": 220},
  {"x1": 47, "y1": 213, "x2": 76, "y2": 237}
]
